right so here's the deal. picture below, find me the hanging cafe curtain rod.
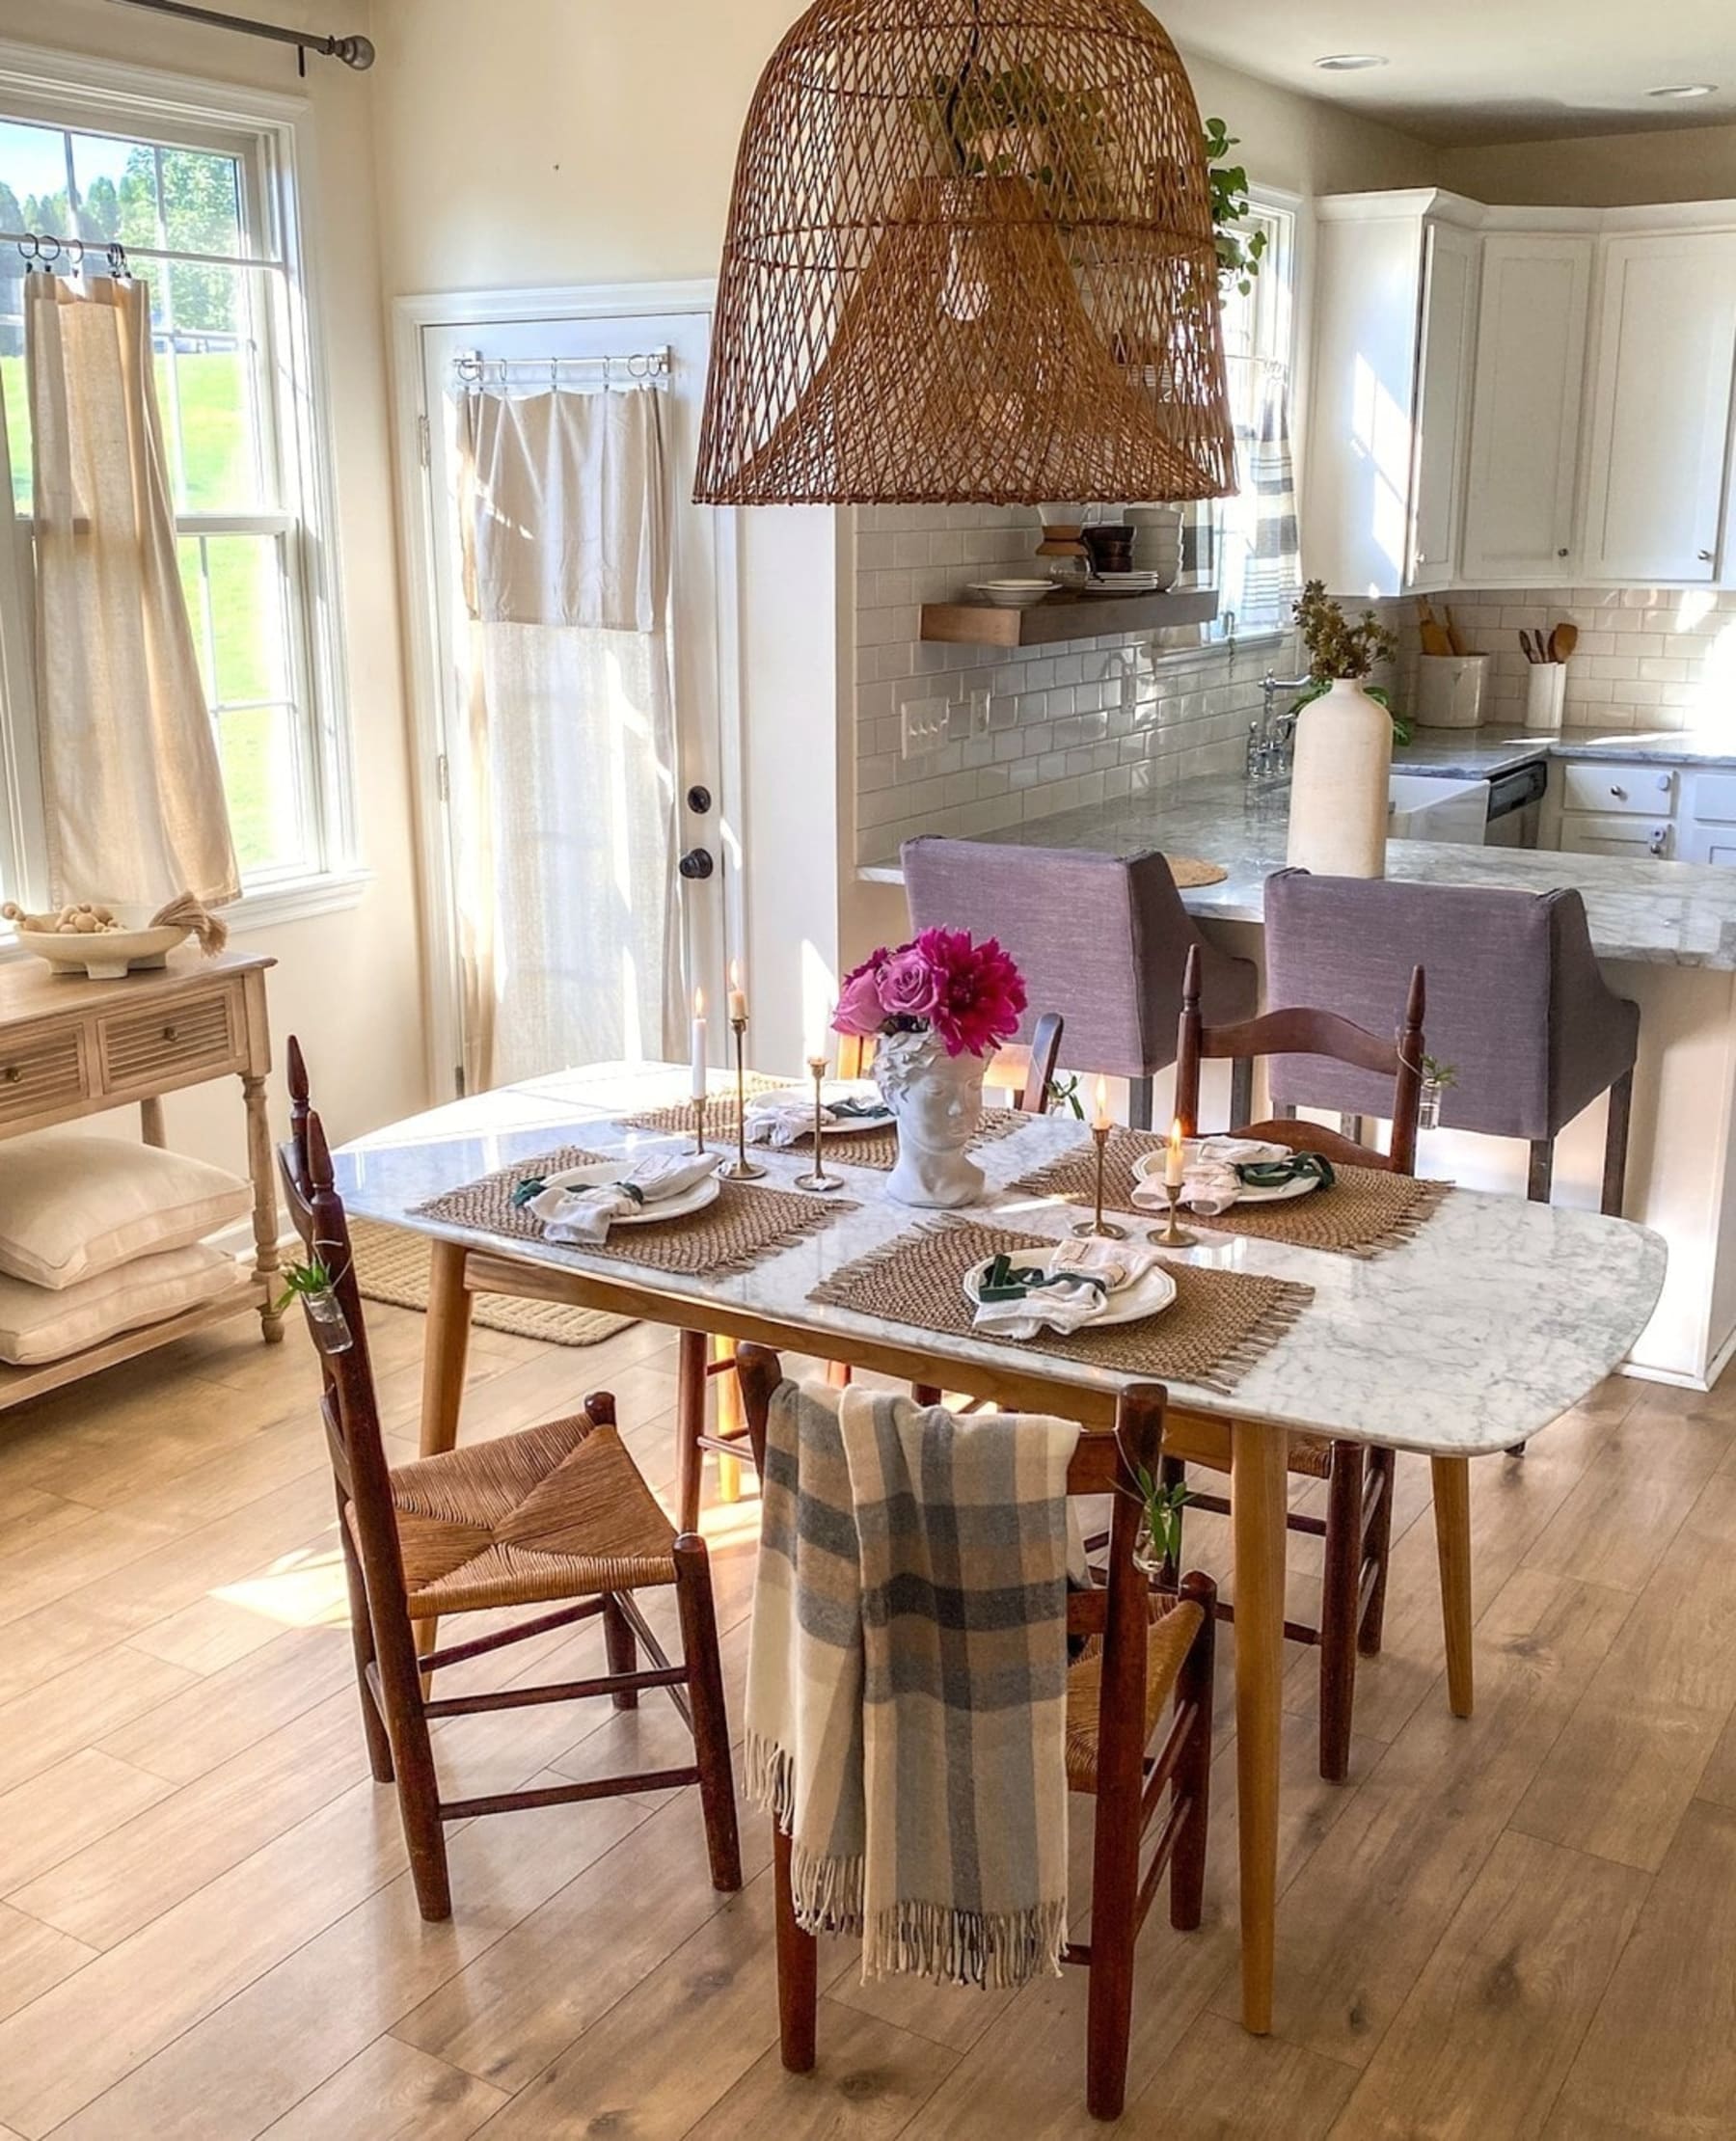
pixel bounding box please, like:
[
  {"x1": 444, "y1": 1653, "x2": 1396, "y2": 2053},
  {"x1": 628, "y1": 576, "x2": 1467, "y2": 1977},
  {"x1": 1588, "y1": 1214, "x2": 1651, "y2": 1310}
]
[
  {"x1": 107, "y1": 0, "x2": 374, "y2": 71},
  {"x1": 454, "y1": 349, "x2": 672, "y2": 389}
]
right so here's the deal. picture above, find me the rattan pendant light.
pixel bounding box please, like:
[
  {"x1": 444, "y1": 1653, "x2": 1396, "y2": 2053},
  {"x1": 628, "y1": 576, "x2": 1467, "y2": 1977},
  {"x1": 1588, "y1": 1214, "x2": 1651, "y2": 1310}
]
[{"x1": 694, "y1": 0, "x2": 1236, "y2": 506}]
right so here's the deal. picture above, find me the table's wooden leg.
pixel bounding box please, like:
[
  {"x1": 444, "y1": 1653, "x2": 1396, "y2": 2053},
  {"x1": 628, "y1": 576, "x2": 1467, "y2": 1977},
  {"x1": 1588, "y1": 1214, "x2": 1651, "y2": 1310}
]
[
  {"x1": 712, "y1": 1333, "x2": 743, "y2": 1504},
  {"x1": 417, "y1": 1240, "x2": 474, "y2": 1684},
  {"x1": 1430, "y1": 1455, "x2": 1475, "y2": 1720},
  {"x1": 1232, "y1": 1418, "x2": 1288, "y2": 2035},
  {"x1": 242, "y1": 1072, "x2": 283, "y2": 1344},
  {"x1": 140, "y1": 1096, "x2": 166, "y2": 1148}
]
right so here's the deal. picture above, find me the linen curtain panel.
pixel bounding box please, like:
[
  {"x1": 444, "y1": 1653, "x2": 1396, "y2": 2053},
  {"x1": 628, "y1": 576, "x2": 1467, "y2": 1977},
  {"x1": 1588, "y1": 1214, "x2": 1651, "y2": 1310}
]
[
  {"x1": 456, "y1": 385, "x2": 681, "y2": 1089},
  {"x1": 26, "y1": 274, "x2": 238, "y2": 907}
]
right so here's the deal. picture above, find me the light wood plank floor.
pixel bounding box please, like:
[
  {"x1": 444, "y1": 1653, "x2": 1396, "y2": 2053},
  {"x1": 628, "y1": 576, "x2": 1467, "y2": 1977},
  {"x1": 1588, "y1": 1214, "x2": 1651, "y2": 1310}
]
[{"x1": 0, "y1": 1305, "x2": 1724, "y2": 2137}]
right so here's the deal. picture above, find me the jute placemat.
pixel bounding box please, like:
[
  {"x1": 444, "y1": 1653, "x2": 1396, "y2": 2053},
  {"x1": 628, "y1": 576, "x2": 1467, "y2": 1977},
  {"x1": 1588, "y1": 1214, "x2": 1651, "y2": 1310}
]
[
  {"x1": 349, "y1": 1218, "x2": 635, "y2": 1347},
  {"x1": 1168, "y1": 855, "x2": 1229, "y2": 889},
  {"x1": 808, "y1": 1218, "x2": 1313, "y2": 1396},
  {"x1": 617, "y1": 1096, "x2": 1029, "y2": 1175},
  {"x1": 413, "y1": 1145, "x2": 856, "y2": 1277},
  {"x1": 1008, "y1": 1130, "x2": 1451, "y2": 1259}
]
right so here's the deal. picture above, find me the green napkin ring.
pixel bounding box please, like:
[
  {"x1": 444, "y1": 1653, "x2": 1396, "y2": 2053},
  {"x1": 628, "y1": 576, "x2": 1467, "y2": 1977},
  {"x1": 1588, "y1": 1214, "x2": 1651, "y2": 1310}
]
[
  {"x1": 976, "y1": 1252, "x2": 1111, "y2": 1304},
  {"x1": 1234, "y1": 1152, "x2": 1336, "y2": 1191}
]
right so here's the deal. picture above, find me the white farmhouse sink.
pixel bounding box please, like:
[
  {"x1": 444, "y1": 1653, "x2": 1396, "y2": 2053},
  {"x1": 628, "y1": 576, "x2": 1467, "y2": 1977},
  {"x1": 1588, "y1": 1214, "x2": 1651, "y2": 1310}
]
[{"x1": 1388, "y1": 772, "x2": 1488, "y2": 845}]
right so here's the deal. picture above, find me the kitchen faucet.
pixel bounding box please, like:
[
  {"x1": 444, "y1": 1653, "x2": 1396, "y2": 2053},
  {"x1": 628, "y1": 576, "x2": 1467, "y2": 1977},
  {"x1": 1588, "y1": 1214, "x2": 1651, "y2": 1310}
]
[{"x1": 1246, "y1": 670, "x2": 1315, "y2": 784}]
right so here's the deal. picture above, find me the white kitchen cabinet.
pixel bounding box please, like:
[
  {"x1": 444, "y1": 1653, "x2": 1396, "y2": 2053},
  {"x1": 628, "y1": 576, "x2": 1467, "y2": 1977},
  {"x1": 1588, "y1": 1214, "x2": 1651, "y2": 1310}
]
[
  {"x1": 1679, "y1": 770, "x2": 1736, "y2": 864},
  {"x1": 1305, "y1": 193, "x2": 1479, "y2": 598},
  {"x1": 1558, "y1": 813, "x2": 1673, "y2": 858},
  {"x1": 1580, "y1": 233, "x2": 1736, "y2": 583},
  {"x1": 1459, "y1": 235, "x2": 1593, "y2": 583}
]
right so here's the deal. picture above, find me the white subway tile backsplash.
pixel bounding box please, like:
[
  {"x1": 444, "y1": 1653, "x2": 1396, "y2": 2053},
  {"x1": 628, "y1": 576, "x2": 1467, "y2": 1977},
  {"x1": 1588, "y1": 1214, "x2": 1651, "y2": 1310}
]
[{"x1": 852, "y1": 502, "x2": 1297, "y2": 859}]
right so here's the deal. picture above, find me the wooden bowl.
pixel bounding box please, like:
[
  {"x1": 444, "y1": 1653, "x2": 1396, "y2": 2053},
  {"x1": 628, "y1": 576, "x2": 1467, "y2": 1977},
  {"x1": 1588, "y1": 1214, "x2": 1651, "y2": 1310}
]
[{"x1": 12, "y1": 904, "x2": 192, "y2": 981}]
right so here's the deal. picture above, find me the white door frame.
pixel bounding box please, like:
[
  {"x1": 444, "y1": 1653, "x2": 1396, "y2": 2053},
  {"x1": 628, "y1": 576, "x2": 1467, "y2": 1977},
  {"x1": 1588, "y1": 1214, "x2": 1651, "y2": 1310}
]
[{"x1": 389, "y1": 278, "x2": 739, "y2": 1098}]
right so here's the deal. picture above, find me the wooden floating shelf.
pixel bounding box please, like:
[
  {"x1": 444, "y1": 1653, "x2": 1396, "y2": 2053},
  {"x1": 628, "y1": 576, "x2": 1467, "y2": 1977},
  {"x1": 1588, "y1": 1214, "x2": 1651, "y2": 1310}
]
[{"x1": 919, "y1": 588, "x2": 1220, "y2": 649}]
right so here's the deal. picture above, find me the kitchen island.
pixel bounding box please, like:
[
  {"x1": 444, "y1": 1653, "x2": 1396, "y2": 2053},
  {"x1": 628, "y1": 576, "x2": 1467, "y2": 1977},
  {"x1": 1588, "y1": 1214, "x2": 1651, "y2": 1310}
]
[{"x1": 861, "y1": 748, "x2": 1736, "y2": 1387}]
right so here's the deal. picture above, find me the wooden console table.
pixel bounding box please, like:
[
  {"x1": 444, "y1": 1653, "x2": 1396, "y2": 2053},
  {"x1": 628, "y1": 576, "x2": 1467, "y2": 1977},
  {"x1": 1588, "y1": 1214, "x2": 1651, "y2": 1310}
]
[{"x1": 0, "y1": 948, "x2": 279, "y2": 1409}]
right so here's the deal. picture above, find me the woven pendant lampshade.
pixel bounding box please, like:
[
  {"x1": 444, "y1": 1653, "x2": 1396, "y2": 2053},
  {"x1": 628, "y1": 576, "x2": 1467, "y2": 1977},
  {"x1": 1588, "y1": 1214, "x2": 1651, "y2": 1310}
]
[{"x1": 694, "y1": 0, "x2": 1236, "y2": 506}]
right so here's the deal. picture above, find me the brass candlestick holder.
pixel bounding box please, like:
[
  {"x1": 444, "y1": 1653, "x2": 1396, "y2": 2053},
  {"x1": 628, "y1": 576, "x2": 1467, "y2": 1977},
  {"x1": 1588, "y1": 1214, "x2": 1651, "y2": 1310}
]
[
  {"x1": 1070, "y1": 1124, "x2": 1127, "y2": 1241},
  {"x1": 690, "y1": 1088, "x2": 711, "y2": 1157},
  {"x1": 718, "y1": 1016, "x2": 765, "y2": 1181},
  {"x1": 794, "y1": 1056, "x2": 838, "y2": 1192},
  {"x1": 1153, "y1": 1180, "x2": 1198, "y2": 1248}
]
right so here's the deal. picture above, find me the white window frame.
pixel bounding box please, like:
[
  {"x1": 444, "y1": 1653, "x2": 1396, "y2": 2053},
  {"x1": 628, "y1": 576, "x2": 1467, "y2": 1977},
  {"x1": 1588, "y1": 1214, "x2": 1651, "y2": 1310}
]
[
  {"x1": 0, "y1": 40, "x2": 363, "y2": 929},
  {"x1": 1209, "y1": 182, "x2": 1303, "y2": 647}
]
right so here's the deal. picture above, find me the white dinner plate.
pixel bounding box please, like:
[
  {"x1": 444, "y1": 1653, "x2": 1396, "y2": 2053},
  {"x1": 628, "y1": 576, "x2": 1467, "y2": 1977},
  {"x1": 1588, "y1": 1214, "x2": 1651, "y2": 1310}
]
[
  {"x1": 539, "y1": 1160, "x2": 721, "y2": 1226},
  {"x1": 1131, "y1": 1148, "x2": 1323, "y2": 1207},
  {"x1": 961, "y1": 1250, "x2": 1177, "y2": 1328}
]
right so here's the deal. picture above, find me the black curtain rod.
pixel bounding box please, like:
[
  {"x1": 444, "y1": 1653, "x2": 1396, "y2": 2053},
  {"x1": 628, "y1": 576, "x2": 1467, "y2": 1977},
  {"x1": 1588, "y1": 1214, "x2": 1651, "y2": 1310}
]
[{"x1": 108, "y1": 0, "x2": 375, "y2": 70}]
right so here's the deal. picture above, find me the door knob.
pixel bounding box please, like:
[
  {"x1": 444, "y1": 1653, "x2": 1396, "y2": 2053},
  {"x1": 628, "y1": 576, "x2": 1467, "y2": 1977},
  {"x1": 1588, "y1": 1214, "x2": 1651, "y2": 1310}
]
[
  {"x1": 678, "y1": 848, "x2": 715, "y2": 881},
  {"x1": 686, "y1": 784, "x2": 713, "y2": 815}
]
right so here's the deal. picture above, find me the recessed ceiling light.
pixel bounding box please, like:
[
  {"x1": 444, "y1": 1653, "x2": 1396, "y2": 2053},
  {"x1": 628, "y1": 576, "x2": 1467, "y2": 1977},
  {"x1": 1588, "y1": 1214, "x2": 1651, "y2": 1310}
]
[
  {"x1": 1314, "y1": 54, "x2": 1388, "y2": 71},
  {"x1": 1647, "y1": 82, "x2": 1716, "y2": 98}
]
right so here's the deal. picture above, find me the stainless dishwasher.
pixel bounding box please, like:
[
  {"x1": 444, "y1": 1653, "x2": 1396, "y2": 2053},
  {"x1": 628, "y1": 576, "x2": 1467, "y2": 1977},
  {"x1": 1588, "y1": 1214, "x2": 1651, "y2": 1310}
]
[{"x1": 1484, "y1": 760, "x2": 1548, "y2": 848}]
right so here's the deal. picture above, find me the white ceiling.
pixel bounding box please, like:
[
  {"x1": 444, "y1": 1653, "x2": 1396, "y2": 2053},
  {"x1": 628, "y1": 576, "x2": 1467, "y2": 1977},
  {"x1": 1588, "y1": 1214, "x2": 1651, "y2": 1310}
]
[{"x1": 1155, "y1": 0, "x2": 1736, "y2": 146}]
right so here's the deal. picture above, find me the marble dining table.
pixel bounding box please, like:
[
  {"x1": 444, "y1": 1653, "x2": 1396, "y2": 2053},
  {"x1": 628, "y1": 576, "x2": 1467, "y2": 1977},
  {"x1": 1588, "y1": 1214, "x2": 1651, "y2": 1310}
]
[{"x1": 334, "y1": 1059, "x2": 1668, "y2": 2035}]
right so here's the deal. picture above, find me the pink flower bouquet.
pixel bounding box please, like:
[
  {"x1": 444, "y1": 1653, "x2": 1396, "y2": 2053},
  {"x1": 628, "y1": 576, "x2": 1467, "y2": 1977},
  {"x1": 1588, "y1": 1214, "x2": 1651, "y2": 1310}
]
[{"x1": 834, "y1": 928, "x2": 1027, "y2": 1059}]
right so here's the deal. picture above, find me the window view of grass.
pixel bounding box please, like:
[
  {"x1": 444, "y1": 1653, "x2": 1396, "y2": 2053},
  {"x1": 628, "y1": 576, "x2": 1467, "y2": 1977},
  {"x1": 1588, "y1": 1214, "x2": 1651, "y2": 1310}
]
[{"x1": 0, "y1": 121, "x2": 308, "y2": 881}]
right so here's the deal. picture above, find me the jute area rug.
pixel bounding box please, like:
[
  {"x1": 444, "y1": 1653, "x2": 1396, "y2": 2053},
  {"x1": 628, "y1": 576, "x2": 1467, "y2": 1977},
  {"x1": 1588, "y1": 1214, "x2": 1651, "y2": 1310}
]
[{"x1": 348, "y1": 1218, "x2": 637, "y2": 1349}]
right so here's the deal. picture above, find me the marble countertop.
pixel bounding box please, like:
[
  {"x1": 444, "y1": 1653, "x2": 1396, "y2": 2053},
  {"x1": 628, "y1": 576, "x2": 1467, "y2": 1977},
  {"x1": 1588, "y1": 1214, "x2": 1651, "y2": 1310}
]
[
  {"x1": 860, "y1": 756, "x2": 1736, "y2": 968},
  {"x1": 1394, "y1": 723, "x2": 1736, "y2": 775},
  {"x1": 335, "y1": 1063, "x2": 1666, "y2": 1459}
]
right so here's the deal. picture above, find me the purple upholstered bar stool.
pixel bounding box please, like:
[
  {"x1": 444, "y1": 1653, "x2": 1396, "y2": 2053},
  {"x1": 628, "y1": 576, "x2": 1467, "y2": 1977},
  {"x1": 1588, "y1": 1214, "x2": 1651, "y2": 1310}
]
[
  {"x1": 1263, "y1": 869, "x2": 1640, "y2": 1215},
  {"x1": 902, "y1": 837, "x2": 1258, "y2": 1127}
]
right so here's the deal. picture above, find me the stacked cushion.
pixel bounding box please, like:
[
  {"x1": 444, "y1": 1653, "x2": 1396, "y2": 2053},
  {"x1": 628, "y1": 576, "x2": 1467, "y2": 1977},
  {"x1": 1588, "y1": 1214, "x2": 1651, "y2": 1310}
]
[{"x1": 0, "y1": 1133, "x2": 253, "y2": 1366}]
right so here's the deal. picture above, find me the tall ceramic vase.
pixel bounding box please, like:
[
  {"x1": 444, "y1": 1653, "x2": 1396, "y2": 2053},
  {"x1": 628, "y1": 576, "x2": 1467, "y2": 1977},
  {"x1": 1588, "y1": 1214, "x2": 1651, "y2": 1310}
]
[
  {"x1": 874, "y1": 1028, "x2": 987, "y2": 1208},
  {"x1": 1286, "y1": 677, "x2": 1393, "y2": 879}
]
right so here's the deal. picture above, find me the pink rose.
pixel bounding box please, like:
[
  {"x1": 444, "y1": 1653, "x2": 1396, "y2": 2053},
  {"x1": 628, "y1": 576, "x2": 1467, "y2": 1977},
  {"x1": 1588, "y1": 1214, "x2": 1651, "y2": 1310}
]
[
  {"x1": 832, "y1": 961, "x2": 887, "y2": 1038},
  {"x1": 878, "y1": 947, "x2": 941, "y2": 1020}
]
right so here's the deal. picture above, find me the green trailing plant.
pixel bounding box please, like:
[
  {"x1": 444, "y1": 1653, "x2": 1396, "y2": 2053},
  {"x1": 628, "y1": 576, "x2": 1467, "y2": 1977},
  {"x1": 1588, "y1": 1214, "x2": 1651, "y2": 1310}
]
[
  {"x1": 929, "y1": 61, "x2": 1108, "y2": 212},
  {"x1": 1204, "y1": 117, "x2": 1267, "y2": 293},
  {"x1": 1422, "y1": 1055, "x2": 1458, "y2": 1090}
]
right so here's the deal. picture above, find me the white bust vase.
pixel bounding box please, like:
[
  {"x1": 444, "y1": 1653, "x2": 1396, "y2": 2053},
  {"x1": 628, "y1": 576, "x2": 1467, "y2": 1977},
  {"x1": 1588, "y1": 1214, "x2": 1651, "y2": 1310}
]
[
  {"x1": 874, "y1": 1028, "x2": 987, "y2": 1208},
  {"x1": 1286, "y1": 677, "x2": 1393, "y2": 880}
]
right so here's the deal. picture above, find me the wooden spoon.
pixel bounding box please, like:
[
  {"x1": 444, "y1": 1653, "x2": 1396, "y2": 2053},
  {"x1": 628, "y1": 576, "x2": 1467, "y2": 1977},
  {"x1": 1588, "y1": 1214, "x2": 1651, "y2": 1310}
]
[{"x1": 1548, "y1": 622, "x2": 1578, "y2": 664}]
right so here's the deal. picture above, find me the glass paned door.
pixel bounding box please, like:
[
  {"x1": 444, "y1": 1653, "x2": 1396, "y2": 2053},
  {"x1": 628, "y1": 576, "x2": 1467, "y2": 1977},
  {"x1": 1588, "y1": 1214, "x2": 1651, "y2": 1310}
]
[{"x1": 419, "y1": 305, "x2": 729, "y2": 1094}]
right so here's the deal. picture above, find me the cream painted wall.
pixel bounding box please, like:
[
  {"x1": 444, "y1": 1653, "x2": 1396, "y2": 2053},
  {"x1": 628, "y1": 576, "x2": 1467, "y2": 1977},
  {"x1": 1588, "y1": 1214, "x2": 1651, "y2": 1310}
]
[
  {"x1": 0, "y1": 0, "x2": 427, "y2": 1172},
  {"x1": 1440, "y1": 122, "x2": 1736, "y2": 208}
]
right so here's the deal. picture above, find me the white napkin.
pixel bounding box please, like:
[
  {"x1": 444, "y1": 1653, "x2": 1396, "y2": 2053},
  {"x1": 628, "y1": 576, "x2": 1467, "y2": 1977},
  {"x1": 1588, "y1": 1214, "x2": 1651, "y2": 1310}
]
[
  {"x1": 743, "y1": 1092, "x2": 820, "y2": 1148},
  {"x1": 971, "y1": 1237, "x2": 1159, "y2": 1341},
  {"x1": 744, "y1": 1081, "x2": 888, "y2": 1148},
  {"x1": 1131, "y1": 1135, "x2": 1290, "y2": 1218},
  {"x1": 528, "y1": 1152, "x2": 719, "y2": 1246}
]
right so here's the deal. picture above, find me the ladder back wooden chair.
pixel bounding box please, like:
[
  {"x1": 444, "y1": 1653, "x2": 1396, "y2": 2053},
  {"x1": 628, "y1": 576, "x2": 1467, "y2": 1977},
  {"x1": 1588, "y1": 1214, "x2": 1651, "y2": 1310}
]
[
  {"x1": 281, "y1": 1038, "x2": 741, "y2": 1921},
  {"x1": 735, "y1": 1344, "x2": 1217, "y2": 2125},
  {"x1": 1164, "y1": 944, "x2": 1456, "y2": 1782},
  {"x1": 680, "y1": 1011, "x2": 1067, "y2": 1531}
]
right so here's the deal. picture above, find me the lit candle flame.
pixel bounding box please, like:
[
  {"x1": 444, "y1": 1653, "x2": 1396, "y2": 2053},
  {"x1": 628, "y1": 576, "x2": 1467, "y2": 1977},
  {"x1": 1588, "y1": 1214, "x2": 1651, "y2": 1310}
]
[{"x1": 1093, "y1": 1075, "x2": 1111, "y2": 1130}]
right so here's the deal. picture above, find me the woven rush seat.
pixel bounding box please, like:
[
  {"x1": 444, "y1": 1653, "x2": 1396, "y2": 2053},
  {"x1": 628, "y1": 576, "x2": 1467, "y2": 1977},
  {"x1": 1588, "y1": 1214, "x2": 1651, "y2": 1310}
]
[
  {"x1": 1066, "y1": 1594, "x2": 1206, "y2": 1794},
  {"x1": 362, "y1": 1415, "x2": 678, "y2": 1618},
  {"x1": 1286, "y1": 1434, "x2": 1335, "y2": 1479}
]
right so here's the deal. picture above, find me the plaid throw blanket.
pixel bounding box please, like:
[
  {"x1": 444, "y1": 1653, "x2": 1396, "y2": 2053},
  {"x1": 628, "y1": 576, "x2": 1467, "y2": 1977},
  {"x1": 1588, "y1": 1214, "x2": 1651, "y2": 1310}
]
[{"x1": 745, "y1": 1377, "x2": 1080, "y2": 1990}]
